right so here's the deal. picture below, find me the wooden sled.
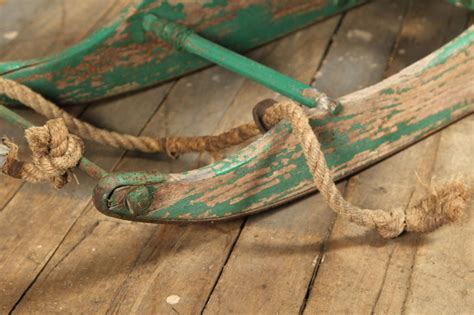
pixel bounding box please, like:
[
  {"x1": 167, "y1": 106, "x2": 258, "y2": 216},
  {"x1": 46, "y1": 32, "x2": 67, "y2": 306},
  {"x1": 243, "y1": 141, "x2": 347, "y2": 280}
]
[{"x1": 0, "y1": 0, "x2": 472, "y2": 223}]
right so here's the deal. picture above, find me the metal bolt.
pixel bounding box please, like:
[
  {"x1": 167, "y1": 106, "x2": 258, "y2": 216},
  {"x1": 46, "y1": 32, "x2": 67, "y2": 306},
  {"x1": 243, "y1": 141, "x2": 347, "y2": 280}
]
[{"x1": 125, "y1": 186, "x2": 153, "y2": 216}]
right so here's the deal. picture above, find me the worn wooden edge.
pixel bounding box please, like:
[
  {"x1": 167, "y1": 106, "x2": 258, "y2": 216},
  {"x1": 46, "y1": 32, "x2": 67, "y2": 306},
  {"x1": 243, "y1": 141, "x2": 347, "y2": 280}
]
[
  {"x1": 203, "y1": 1, "x2": 410, "y2": 312},
  {"x1": 96, "y1": 26, "x2": 474, "y2": 222},
  {"x1": 0, "y1": 0, "x2": 367, "y2": 104},
  {"x1": 304, "y1": 2, "x2": 473, "y2": 312}
]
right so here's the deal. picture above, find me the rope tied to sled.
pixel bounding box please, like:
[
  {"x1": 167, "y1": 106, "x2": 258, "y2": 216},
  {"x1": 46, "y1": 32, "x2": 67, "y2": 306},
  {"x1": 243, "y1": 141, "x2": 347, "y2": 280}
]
[
  {"x1": 0, "y1": 77, "x2": 263, "y2": 158},
  {"x1": 0, "y1": 77, "x2": 469, "y2": 238},
  {"x1": 1, "y1": 118, "x2": 84, "y2": 188},
  {"x1": 262, "y1": 101, "x2": 469, "y2": 238}
]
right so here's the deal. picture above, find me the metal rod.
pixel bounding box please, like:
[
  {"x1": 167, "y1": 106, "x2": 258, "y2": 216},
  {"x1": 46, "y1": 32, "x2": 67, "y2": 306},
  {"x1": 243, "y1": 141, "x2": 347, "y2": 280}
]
[
  {"x1": 143, "y1": 14, "x2": 336, "y2": 110},
  {"x1": 0, "y1": 104, "x2": 108, "y2": 180}
]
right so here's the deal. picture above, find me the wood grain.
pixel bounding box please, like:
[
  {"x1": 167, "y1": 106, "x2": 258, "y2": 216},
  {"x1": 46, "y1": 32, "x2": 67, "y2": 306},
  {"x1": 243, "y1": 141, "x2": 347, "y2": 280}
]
[
  {"x1": 0, "y1": 0, "x2": 128, "y2": 210},
  {"x1": 304, "y1": 1, "x2": 471, "y2": 313},
  {"x1": 13, "y1": 13, "x2": 342, "y2": 315},
  {"x1": 203, "y1": 1, "x2": 410, "y2": 313},
  {"x1": 0, "y1": 4, "x2": 172, "y2": 307}
]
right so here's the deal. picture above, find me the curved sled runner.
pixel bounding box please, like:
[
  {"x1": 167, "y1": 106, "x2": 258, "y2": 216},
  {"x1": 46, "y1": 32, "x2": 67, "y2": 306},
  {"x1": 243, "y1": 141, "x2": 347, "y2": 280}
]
[
  {"x1": 92, "y1": 27, "x2": 474, "y2": 222},
  {"x1": 0, "y1": 2, "x2": 472, "y2": 224}
]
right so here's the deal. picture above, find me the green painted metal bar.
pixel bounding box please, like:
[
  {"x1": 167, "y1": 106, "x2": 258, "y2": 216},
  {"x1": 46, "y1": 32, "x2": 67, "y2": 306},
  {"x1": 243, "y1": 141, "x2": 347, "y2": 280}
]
[
  {"x1": 0, "y1": 104, "x2": 108, "y2": 180},
  {"x1": 143, "y1": 14, "x2": 336, "y2": 111}
]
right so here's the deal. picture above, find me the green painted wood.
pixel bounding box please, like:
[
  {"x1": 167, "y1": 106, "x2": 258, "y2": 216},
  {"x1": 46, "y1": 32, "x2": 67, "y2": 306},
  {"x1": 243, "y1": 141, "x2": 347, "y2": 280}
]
[
  {"x1": 94, "y1": 27, "x2": 474, "y2": 222},
  {"x1": 0, "y1": 0, "x2": 366, "y2": 105},
  {"x1": 448, "y1": 0, "x2": 474, "y2": 9}
]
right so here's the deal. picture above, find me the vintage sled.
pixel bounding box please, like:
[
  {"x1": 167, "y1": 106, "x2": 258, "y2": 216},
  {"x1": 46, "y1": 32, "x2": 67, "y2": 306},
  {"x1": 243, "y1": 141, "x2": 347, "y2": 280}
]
[{"x1": 0, "y1": 0, "x2": 473, "y2": 223}]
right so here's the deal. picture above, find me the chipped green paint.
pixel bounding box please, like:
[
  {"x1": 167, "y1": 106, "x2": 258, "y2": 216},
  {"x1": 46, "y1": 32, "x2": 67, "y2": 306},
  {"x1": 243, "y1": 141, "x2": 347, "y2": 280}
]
[
  {"x1": 109, "y1": 100, "x2": 470, "y2": 221},
  {"x1": 1, "y1": 0, "x2": 366, "y2": 105},
  {"x1": 204, "y1": 0, "x2": 228, "y2": 9},
  {"x1": 1, "y1": 2, "x2": 472, "y2": 223},
  {"x1": 383, "y1": 103, "x2": 402, "y2": 110},
  {"x1": 380, "y1": 87, "x2": 413, "y2": 96},
  {"x1": 381, "y1": 88, "x2": 395, "y2": 95},
  {"x1": 426, "y1": 27, "x2": 474, "y2": 68},
  {"x1": 91, "y1": 27, "x2": 474, "y2": 221}
]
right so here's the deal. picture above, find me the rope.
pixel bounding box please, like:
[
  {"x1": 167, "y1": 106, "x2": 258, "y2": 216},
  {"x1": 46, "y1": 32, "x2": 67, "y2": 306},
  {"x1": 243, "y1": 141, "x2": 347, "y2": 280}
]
[
  {"x1": 1, "y1": 118, "x2": 84, "y2": 188},
  {"x1": 264, "y1": 102, "x2": 469, "y2": 238},
  {"x1": 0, "y1": 78, "x2": 469, "y2": 238},
  {"x1": 0, "y1": 77, "x2": 262, "y2": 157}
]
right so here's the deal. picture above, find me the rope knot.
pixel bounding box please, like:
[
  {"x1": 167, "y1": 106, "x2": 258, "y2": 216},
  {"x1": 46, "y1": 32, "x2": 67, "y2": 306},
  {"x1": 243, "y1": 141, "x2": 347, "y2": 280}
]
[
  {"x1": 373, "y1": 208, "x2": 406, "y2": 239},
  {"x1": 1, "y1": 118, "x2": 84, "y2": 188}
]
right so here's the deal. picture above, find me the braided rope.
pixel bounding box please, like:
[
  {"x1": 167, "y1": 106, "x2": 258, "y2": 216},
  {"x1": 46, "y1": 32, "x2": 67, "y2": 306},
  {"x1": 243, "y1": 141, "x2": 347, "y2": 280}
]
[
  {"x1": 0, "y1": 78, "x2": 468, "y2": 238},
  {"x1": 266, "y1": 102, "x2": 468, "y2": 238},
  {"x1": 0, "y1": 77, "x2": 263, "y2": 157},
  {"x1": 2, "y1": 118, "x2": 84, "y2": 188}
]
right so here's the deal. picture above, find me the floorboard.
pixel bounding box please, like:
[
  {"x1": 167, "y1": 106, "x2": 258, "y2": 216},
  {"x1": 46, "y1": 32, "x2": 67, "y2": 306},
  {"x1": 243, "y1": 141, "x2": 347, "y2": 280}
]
[
  {"x1": 304, "y1": 1, "x2": 471, "y2": 314},
  {"x1": 204, "y1": 1, "x2": 409, "y2": 313},
  {"x1": 0, "y1": 0, "x2": 472, "y2": 314}
]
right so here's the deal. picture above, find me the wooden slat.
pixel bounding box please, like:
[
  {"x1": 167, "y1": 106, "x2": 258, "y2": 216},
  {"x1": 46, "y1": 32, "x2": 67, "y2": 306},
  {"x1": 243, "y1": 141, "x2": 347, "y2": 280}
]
[
  {"x1": 12, "y1": 13, "x2": 341, "y2": 314},
  {"x1": 12, "y1": 63, "x2": 248, "y2": 314},
  {"x1": 304, "y1": 1, "x2": 471, "y2": 313},
  {"x1": 0, "y1": 84, "x2": 172, "y2": 312},
  {"x1": 203, "y1": 1, "x2": 410, "y2": 313},
  {"x1": 402, "y1": 116, "x2": 473, "y2": 313}
]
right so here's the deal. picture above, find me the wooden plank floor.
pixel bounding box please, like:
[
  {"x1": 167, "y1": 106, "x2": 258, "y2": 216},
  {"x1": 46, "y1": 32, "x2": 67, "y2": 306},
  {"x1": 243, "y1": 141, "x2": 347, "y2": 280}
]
[{"x1": 0, "y1": 1, "x2": 472, "y2": 314}]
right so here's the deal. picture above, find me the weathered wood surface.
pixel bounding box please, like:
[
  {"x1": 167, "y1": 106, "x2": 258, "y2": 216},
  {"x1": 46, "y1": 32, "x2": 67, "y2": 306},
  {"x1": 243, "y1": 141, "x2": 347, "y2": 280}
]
[
  {"x1": 99, "y1": 4, "x2": 473, "y2": 222},
  {"x1": 0, "y1": 0, "x2": 367, "y2": 104},
  {"x1": 0, "y1": 0, "x2": 472, "y2": 314},
  {"x1": 204, "y1": 1, "x2": 410, "y2": 313},
  {"x1": 305, "y1": 1, "x2": 472, "y2": 314},
  {"x1": 0, "y1": 1, "x2": 168, "y2": 312}
]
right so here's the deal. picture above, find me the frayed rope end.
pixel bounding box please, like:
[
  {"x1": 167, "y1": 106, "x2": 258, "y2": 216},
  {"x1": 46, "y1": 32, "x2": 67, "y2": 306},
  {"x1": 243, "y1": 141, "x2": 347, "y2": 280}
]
[
  {"x1": 376, "y1": 180, "x2": 470, "y2": 239},
  {"x1": 405, "y1": 180, "x2": 470, "y2": 233}
]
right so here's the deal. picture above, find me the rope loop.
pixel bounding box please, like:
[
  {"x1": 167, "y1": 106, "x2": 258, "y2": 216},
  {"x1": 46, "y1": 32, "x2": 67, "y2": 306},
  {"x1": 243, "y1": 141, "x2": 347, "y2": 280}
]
[
  {"x1": 0, "y1": 77, "x2": 468, "y2": 238},
  {"x1": 267, "y1": 101, "x2": 469, "y2": 238}
]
